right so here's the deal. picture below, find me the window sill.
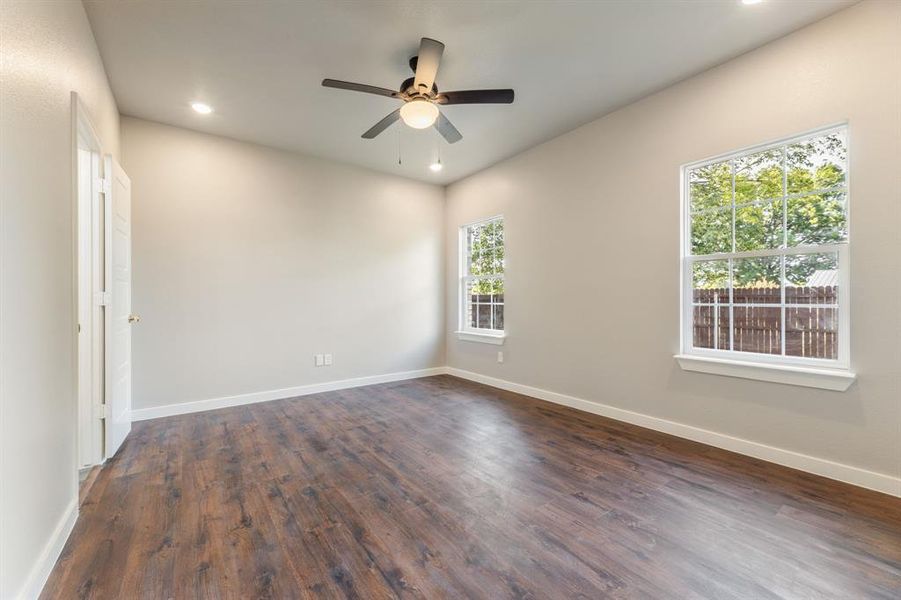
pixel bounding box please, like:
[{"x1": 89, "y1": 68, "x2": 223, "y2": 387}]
[
  {"x1": 674, "y1": 354, "x2": 855, "y2": 391},
  {"x1": 456, "y1": 330, "x2": 506, "y2": 345}
]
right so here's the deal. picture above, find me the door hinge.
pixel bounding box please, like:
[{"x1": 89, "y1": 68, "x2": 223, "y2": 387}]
[
  {"x1": 95, "y1": 404, "x2": 109, "y2": 420},
  {"x1": 94, "y1": 291, "x2": 111, "y2": 306},
  {"x1": 95, "y1": 177, "x2": 111, "y2": 195}
]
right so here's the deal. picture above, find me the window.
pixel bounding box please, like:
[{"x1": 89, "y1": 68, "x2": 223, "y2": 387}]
[
  {"x1": 458, "y1": 217, "x2": 504, "y2": 342},
  {"x1": 681, "y1": 126, "x2": 850, "y2": 373}
]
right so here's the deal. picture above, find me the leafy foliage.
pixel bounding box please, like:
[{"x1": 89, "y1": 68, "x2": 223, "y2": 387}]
[
  {"x1": 467, "y1": 219, "x2": 504, "y2": 295},
  {"x1": 690, "y1": 132, "x2": 846, "y2": 289}
]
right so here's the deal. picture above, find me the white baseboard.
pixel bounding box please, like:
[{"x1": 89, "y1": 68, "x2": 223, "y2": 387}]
[
  {"x1": 18, "y1": 498, "x2": 78, "y2": 600},
  {"x1": 131, "y1": 367, "x2": 446, "y2": 421},
  {"x1": 445, "y1": 367, "x2": 901, "y2": 498},
  {"x1": 128, "y1": 364, "x2": 900, "y2": 498}
]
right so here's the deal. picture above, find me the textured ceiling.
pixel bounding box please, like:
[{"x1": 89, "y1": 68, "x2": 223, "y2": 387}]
[{"x1": 84, "y1": 0, "x2": 854, "y2": 184}]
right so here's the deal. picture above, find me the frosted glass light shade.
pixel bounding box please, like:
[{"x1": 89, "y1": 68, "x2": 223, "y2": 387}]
[{"x1": 400, "y1": 100, "x2": 439, "y2": 129}]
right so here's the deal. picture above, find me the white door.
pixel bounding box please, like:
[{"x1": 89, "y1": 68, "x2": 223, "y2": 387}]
[{"x1": 104, "y1": 157, "x2": 133, "y2": 458}]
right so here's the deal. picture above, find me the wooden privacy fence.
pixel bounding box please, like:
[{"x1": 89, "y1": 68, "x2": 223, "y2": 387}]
[
  {"x1": 693, "y1": 286, "x2": 837, "y2": 359},
  {"x1": 467, "y1": 293, "x2": 505, "y2": 330}
]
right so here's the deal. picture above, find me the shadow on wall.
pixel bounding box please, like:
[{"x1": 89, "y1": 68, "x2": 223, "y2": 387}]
[{"x1": 666, "y1": 363, "x2": 866, "y2": 426}]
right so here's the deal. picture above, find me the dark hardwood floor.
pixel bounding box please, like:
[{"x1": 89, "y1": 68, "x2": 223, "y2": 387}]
[{"x1": 43, "y1": 375, "x2": 901, "y2": 599}]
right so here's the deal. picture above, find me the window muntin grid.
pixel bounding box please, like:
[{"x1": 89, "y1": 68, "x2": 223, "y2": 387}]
[
  {"x1": 461, "y1": 217, "x2": 504, "y2": 333},
  {"x1": 683, "y1": 127, "x2": 848, "y2": 366}
]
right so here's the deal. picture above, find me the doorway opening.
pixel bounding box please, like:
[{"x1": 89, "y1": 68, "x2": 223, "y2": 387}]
[
  {"x1": 73, "y1": 92, "x2": 105, "y2": 481},
  {"x1": 73, "y1": 93, "x2": 134, "y2": 499}
]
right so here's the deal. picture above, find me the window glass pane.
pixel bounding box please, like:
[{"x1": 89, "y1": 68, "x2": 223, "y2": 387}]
[
  {"x1": 467, "y1": 280, "x2": 490, "y2": 305},
  {"x1": 487, "y1": 219, "x2": 504, "y2": 247},
  {"x1": 492, "y1": 304, "x2": 504, "y2": 330},
  {"x1": 732, "y1": 256, "x2": 781, "y2": 304},
  {"x1": 466, "y1": 278, "x2": 503, "y2": 331},
  {"x1": 786, "y1": 191, "x2": 846, "y2": 247},
  {"x1": 785, "y1": 253, "x2": 838, "y2": 304},
  {"x1": 733, "y1": 305, "x2": 782, "y2": 355},
  {"x1": 476, "y1": 222, "x2": 488, "y2": 241},
  {"x1": 785, "y1": 306, "x2": 837, "y2": 359},
  {"x1": 787, "y1": 131, "x2": 846, "y2": 194},
  {"x1": 735, "y1": 199, "x2": 783, "y2": 252},
  {"x1": 693, "y1": 305, "x2": 730, "y2": 350},
  {"x1": 468, "y1": 220, "x2": 504, "y2": 276},
  {"x1": 494, "y1": 245, "x2": 505, "y2": 274},
  {"x1": 692, "y1": 260, "x2": 729, "y2": 303},
  {"x1": 735, "y1": 148, "x2": 784, "y2": 204},
  {"x1": 490, "y1": 277, "x2": 505, "y2": 305},
  {"x1": 469, "y1": 245, "x2": 491, "y2": 276},
  {"x1": 689, "y1": 161, "x2": 732, "y2": 212},
  {"x1": 466, "y1": 224, "x2": 481, "y2": 264},
  {"x1": 471, "y1": 277, "x2": 502, "y2": 298},
  {"x1": 692, "y1": 306, "x2": 713, "y2": 349},
  {"x1": 691, "y1": 209, "x2": 732, "y2": 255},
  {"x1": 476, "y1": 304, "x2": 491, "y2": 329}
]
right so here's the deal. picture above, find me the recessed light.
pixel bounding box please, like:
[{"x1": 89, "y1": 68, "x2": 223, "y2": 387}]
[
  {"x1": 429, "y1": 159, "x2": 443, "y2": 173},
  {"x1": 741, "y1": 0, "x2": 763, "y2": 5},
  {"x1": 191, "y1": 102, "x2": 213, "y2": 114}
]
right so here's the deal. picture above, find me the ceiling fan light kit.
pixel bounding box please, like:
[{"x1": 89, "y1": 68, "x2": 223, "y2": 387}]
[
  {"x1": 322, "y1": 37, "x2": 514, "y2": 145},
  {"x1": 400, "y1": 99, "x2": 439, "y2": 129}
]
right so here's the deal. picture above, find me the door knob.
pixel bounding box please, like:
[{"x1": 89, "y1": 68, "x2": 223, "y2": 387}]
[{"x1": 128, "y1": 314, "x2": 141, "y2": 324}]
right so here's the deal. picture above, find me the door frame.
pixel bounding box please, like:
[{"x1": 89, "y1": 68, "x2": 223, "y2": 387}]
[{"x1": 72, "y1": 92, "x2": 106, "y2": 468}]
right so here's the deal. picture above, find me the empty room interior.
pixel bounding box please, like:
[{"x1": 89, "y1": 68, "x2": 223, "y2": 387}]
[{"x1": 2, "y1": 0, "x2": 901, "y2": 598}]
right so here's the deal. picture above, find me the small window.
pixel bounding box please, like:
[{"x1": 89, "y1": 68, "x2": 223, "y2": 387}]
[
  {"x1": 682, "y1": 126, "x2": 849, "y2": 367},
  {"x1": 460, "y1": 217, "x2": 504, "y2": 334}
]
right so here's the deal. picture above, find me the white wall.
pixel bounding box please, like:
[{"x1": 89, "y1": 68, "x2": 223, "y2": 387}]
[
  {"x1": 0, "y1": 1, "x2": 120, "y2": 598},
  {"x1": 445, "y1": 1, "x2": 901, "y2": 482},
  {"x1": 120, "y1": 117, "x2": 445, "y2": 412}
]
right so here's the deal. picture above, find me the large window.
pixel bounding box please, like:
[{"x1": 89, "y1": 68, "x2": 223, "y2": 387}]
[
  {"x1": 460, "y1": 216, "x2": 504, "y2": 336},
  {"x1": 682, "y1": 126, "x2": 849, "y2": 368}
]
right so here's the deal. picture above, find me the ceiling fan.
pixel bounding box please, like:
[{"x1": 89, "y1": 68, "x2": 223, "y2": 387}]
[{"x1": 322, "y1": 37, "x2": 514, "y2": 144}]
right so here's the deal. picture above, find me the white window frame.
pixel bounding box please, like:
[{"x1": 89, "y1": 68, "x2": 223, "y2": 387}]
[
  {"x1": 677, "y1": 124, "x2": 855, "y2": 390},
  {"x1": 456, "y1": 215, "x2": 505, "y2": 344}
]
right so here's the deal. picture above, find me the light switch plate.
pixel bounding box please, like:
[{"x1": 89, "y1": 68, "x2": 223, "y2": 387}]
[
  {"x1": 315, "y1": 354, "x2": 324, "y2": 367},
  {"x1": 324, "y1": 353, "x2": 333, "y2": 366}
]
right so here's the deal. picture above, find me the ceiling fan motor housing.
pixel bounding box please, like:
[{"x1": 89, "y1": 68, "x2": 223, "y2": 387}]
[{"x1": 400, "y1": 75, "x2": 437, "y2": 99}]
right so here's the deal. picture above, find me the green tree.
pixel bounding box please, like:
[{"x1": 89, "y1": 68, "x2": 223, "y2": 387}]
[
  {"x1": 468, "y1": 220, "x2": 504, "y2": 295},
  {"x1": 690, "y1": 132, "x2": 846, "y2": 289}
]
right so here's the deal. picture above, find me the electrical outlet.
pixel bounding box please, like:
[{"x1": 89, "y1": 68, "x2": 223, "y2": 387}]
[
  {"x1": 497, "y1": 351, "x2": 504, "y2": 363},
  {"x1": 315, "y1": 354, "x2": 324, "y2": 367},
  {"x1": 324, "y1": 353, "x2": 333, "y2": 366}
]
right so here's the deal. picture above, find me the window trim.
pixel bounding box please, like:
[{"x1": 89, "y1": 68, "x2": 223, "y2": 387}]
[
  {"x1": 455, "y1": 330, "x2": 506, "y2": 345},
  {"x1": 459, "y1": 215, "x2": 505, "y2": 339},
  {"x1": 674, "y1": 354, "x2": 856, "y2": 391},
  {"x1": 678, "y1": 124, "x2": 853, "y2": 383}
]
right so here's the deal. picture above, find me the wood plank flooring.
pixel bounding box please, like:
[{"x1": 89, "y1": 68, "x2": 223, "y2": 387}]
[{"x1": 42, "y1": 375, "x2": 901, "y2": 599}]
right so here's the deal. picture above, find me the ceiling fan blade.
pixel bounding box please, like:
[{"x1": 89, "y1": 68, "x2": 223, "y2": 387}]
[
  {"x1": 322, "y1": 79, "x2": 400, "y2": 99},
  {"x1": 434, "y1": 111, "x2": 462, "y2": 144},
  {"x1": 437, "y1": 89, "x2": 514, "y2": 105},
  {"x1": 362, "y1": 108, "x2": 402, "y2": 139},
  {"x1": 412, "y1": 38, "x2": 444, "y2": 93}
]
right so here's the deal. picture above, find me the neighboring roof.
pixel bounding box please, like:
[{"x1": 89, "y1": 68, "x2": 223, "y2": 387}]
[{"x1": 799, "y1": 269, "x2": 839, "y2": 287}]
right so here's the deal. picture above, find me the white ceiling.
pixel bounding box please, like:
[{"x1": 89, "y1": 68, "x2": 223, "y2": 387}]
[{"x1": 84, "y1": 0, "x2": 854, "y2": 185}]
